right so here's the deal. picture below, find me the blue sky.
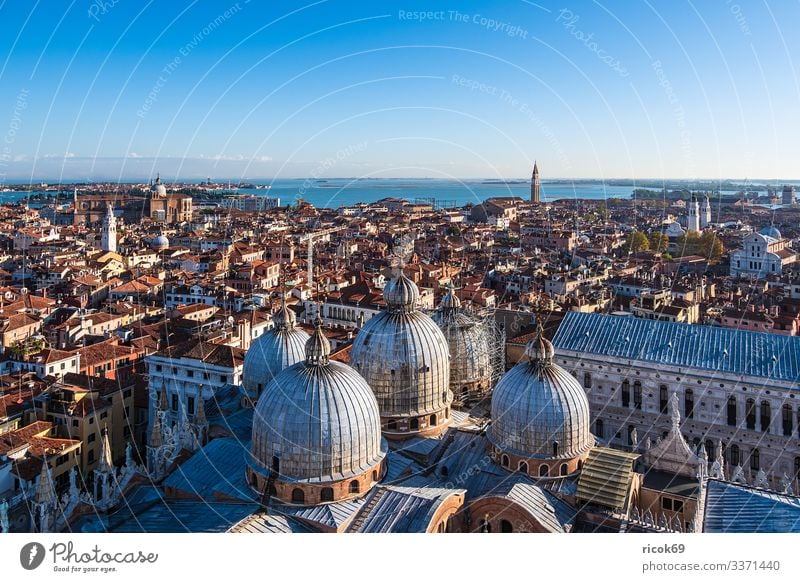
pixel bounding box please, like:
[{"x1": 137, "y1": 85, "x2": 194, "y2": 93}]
[{"x1": 0, "y1": 0, "x2": 797, "y2": 181}]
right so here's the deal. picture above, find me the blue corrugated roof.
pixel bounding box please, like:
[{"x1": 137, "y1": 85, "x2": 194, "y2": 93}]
[
  {"x1": 553, "y1": 312, "x2": 800, "y2": 383},
  {"x1": 703, "y1": 479, "x2": 800, "y2": 533}
]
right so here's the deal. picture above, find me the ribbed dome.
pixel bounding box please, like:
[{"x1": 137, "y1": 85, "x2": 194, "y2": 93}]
[
  {"x1": 242, "y1": 306, "x2": 310, "y2": 400},
  {"x1": 383, "y1": 270, "x2": 420, "y2": 312},
  {"x1": 432, "y1": 300, "x2": 491, "y2": 397},
  {"x1": 351, "y1": 273, "x2": 451, "y2": 420},
  {"x1": 489, "y1": 328, "x2": 593, "y2": 460},
  {"x1": 251, "y1": 329, "x2": 385, "y2": 484},
  {"x1": 438, "y1": 286, "x2": 461, "y2": 310}
]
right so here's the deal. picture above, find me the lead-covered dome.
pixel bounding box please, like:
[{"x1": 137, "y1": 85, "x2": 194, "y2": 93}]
[
  {"x1": 249, "y1": 318, "x2": 386, "y2": 504},
  {"x1": 151, "y1": 234, "x2": 169, "y2": 250},
  {"x1": 760, "y1": 226, "x2": 782, "y2": 240},
  {"x1": 489, "y1": 325, "x2": 593, "y2": 469},
  {"x1": 432, "y1": 286, "x2": 492, "y2": 404},
  {"x1": 350, "y1": 270, "x2": 452, "y2": 439},
  {"x1": 242, "y1": 302, "x2": 310, "y2": 401}
]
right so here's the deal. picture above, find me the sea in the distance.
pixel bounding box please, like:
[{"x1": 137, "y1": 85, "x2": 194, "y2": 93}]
[
  {"x1": 231, "y1": 179, "x2": 753, "y2": 209},
  {"x1": 1, "y1": 178, "x2": 770, "y2": 209}
]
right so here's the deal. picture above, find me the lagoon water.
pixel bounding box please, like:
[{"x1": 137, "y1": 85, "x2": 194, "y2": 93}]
[{"x1": 2, "y1": 178, "x2": 756, "y2": 209}]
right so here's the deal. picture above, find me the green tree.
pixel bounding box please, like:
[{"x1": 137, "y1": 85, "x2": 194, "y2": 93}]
[
  {"x1": 648, "y1": 232, "x2": 669, "y2": 253},
  {"x1": 626, "y1": 230, "x2": 650, "y2": 253},
  {"x1": 699, "y1": 230, "x2": 724, "y2": 261}
]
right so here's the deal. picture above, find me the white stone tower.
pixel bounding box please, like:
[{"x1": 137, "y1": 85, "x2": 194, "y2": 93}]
[
  {"x1": 700, "y1": 195, "x2": 712, "y2": 228},
  {"x1": 687, "y1": 194, "x2": 700, "y2": 232},
  {"x1": 101, "y1": 203, "x2": 117, "y2": 253}
]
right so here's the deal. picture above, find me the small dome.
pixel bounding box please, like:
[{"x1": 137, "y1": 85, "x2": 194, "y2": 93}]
[
  {"x1": 151, "y1": 234, "x2": 169, "y2": 250},
  {"x1": 489, "y1": 327, "x2": 593, "y2": 461},
  {"x1": 250, "y1": 320, "x2": 385, "y2": 489},
  {"x1": 241, "y1": 305, "x2": 310, "y2": 400},
  {"x1": 383, "y1": 270, "x2": 420, "y2": 312},
  {"x1": 664, "y1": 222, "x2": 684, "y2": 238},
  {"x1": 760, "y1": 226, "x2": 782, "y2": 240},
  {"x1": 150, "y1": 175, "x2": 167, "y2": 197},
  {"x1": 438, "y1": 286, "x2": 461, "y2": 310}
]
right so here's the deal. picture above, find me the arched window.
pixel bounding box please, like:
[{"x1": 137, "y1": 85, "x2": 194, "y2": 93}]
[
  {"x1": 552, "y1": 442, "x2": 559, "y2": 457},
  {"x1": 501, "y1": 454, "x2": 510, "y2": 468},
  {"x1": 594, "y1": 418, "x2": 604, "y2": 439},
  {"x1": 410, "y1": 418, "x2": 419, "y2": 431},
  {"x1": 349, "y1": 480, "x2": 359, "y2": 494},
  {"x1": 320, "y1": 487, "x2": 334, "y2": 502},
  {"x1": 633, "y1": 381, "x2": 642, "y2": 410},
  {"x1": 783, "y1": 405, "x2": 793, "y2": 437},
  {"x1": 621, "y1": 379, "x2": 630, "y2": 408},
  {"x1": 730, "y1": 444, "x2": 740, "y2": 467},
  {"x1": 727, "y1": 397, "x2": 737, "y2": 426},
  {"x1": 560, "y1": 463, "x2": 568, "y2": 476},
  {"x1": 659, "y1": 385, "x2": 668, "y2": 413},
  {"x1": 518, "y1": 461, "x2": 528, "y2": 474},
  {"x1": 429, "y1": 414, "x2": 437, "y2": 427},
  {"x1": 750, "y1": 448, "x2": 760, "y2": 471},
  {"x1": 746, "y1": 399, "x2": 756, "y2": 430},
  {"x1": 684, "y1": 389, "x2": 694, "y2": 419},
  {"x1": 291, "y1": 488, "x2": 305, "y2": 503},
  {"x1": 583, "y1": 372, "x2": 591, "y2": 389},
  {"x1": 760, "y1": 401, "x2": 771, "y2": 432},
  {"x1": 500, "y1": 519, "x2": 513, "y2": 533},
  {"x1": 539, "y1": 464, "x2": 550, "y2": 477},
  {"x1": 271, "y1": 456, "x2": 280, "y2": 473}
]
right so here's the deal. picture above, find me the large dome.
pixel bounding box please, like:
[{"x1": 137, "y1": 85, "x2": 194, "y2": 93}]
[
  {"x1": 249, "y1": 318, "x2": 385, "y2": 504},
  {"x1": 489, "y1": 326, "x2": 593, "y2": 465},
  {"x1": 432, "y1": 287, "x2": 492, "y2": 403},
  {"x1": 759, "y1": 226, "x2": 782, "y2": 240},
  {"x1": 151, "y1": 234, "x2": 169, "y2": 250},
  {"x1": 350, "y1": 270, "x2": 452, "y2": 438},
  {"x1": 242, "y1": 302, "x2": 310, "y2": 401},
  {"x1": 150, "y1": 175, "x2": 167, "y2": 197}
]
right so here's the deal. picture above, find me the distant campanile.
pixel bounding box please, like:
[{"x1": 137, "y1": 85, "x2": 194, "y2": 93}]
[{"x1": 531, "y1": 161, "x2": 540, "y2": 203}]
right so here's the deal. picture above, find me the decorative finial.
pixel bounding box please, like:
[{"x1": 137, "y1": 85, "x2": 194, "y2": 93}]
[
  {"x1": 305, "y1": 310, "x2": 330, "y2": 366},
  {"x1": 669, "y1": 392, "x2": 681, "y2": 430}
]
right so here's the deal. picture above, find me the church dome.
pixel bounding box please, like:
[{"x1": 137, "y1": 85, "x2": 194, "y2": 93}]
[
  {"x1": 151, "y1": 234, "x2": 169, "y2": 250},
  {"x1": 249, "y1": 319, "x2": 386, "y2": 504},
  {"x1": 350, "y1": 271, "x2": 451, "y2": 438},
  {"x1": 241, "y1": 303, "x2": 310, "y2": 401},
  {"x1": 489, "y1": 326, "x2": 593, "y2": 466},
  {"x1": 150, "y1": 175, "x2": 167, "y2": 198},
  {"x1": 759, "y1": 226, "x2": 782, "y2": 240},
  {"x1": 432, "y1": 287, "x2": 492, "y2": 403}
]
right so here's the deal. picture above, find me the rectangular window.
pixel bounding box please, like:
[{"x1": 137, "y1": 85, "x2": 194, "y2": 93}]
[
  {"x1": 633, "y1": 382, "x2": 642, "y2": 410},
  {"x1": 156, "y1": 365, "x2": 163, "y2": 372},
  {"x1": 661, "y1": 497, "x2": 673, "y2": 511},
  {"x1": 583, "y1": 372, "x2": 591, "y2": 389},
  {"x1": 123, "y1": 389, "x2": 132, "y2": 399},
  {"x1": 88, "y1": 449, "x2": 95, "y2": 463},
  {"x1": 621, "y1": 380, "x2": 630, "y2": 408},
  {"x1": 187, "y1": 396, "x2": 195, "y2": 416},
  {"x1": 88, "y1": 433, "x2": 96, "y2": 443},
  {"x1": 171, "y1": 394, "x2": 178, "y2": 412},
  {"x1": 187, "y1": 370, "x2": 194, "y2": 378}
]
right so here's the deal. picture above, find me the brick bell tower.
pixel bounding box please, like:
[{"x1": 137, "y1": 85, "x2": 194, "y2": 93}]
[{"x1": 531, "y1": 161, "x2": 540, "y2": 203}]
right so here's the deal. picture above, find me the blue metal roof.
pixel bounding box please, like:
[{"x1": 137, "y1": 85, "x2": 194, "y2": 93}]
[
  {"x1": 553, "y1": 312, "x2": 800, "y2": 383},
  {"x1": 703, "y1": 479, "x2": 800, "y2": 533}
]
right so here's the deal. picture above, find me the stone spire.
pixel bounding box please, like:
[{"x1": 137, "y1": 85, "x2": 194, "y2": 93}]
[
  {"x1": 34, "y1": 459, "x2": 57, "y2": 506},
  {"x1": 150, "y1": 412, "x2": 162, "y2": 448},
  {"x1": 97, "y1": 425, "x2": 113, "y2": 474}
]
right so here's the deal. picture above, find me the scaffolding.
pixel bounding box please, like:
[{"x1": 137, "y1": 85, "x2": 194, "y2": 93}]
[{"x1": 428, "y1": 304, "x2": 506, "y2": 406}]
